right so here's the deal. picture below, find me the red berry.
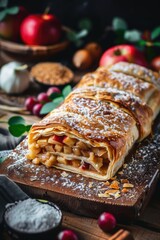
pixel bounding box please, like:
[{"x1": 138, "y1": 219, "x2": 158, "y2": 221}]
[
  {"x1": 32, "y1": 103, "x2": 43, "y2": 117},
  {"x1": 47, "y1": 87, "x2": 61, "y2": 96},
  {"x1": 25, "y1": 96, "x2": 37, "y2": 112},
  {"x1": 37, "y1": 92, "x2": 50, "y2": 103},
  {"x1": 57, "y1": 229, "x2": 78, "y2": 240},
  {"x1": 98, "y1": 212, "x2": 116, "y2": 232}
]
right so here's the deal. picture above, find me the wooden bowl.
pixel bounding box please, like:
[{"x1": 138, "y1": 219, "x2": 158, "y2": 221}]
[{"x1": 0, "y1": 38, "x2": 70, "y2": 62}]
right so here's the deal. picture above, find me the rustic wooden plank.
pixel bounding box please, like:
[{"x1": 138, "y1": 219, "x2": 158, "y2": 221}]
[
  {"x1": 0, "y1": 135, "x2": 159, "y2": 222},
  {"x1": 62, "y1": 211, "x2": 160, "y2": 240},
  {"x1": 123, "y1": 225, "x2": 160, "y2": 240},
  {"x1": 62, "y1": 211, "x2": 110, "y2": 240}
]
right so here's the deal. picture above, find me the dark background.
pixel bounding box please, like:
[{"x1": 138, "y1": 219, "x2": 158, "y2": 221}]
[
  {"x1": 8, "y1": 0, "x2": 160, "y2": 31},
  {"x1": 5, "y1": 0, "x2": 160, "y2": 62}
]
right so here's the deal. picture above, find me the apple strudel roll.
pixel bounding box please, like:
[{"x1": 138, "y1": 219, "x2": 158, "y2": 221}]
[{"x1": 27, "y1": 85, "x2": 153, "y2": 180}]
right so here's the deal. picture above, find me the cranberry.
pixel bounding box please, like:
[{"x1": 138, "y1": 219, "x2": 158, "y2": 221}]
[
  {"x1": 37, "y1": 92, "x2": 50, "y2": 103},
  {"x1": 25, "y1": 96, "x2": 37, "y2": 112},
  {"x1": 32, "y1": 103, "x2": 43, "y2": 117},
  {"x1": 57, "y1": 229, "x2": 78, "y2": 240},
  {"x1": 98, "y1": 212, "x2": 116, "y2": 232},
  {"x1": 47, "y1": 87, "x2": 61, "y2": 96}
]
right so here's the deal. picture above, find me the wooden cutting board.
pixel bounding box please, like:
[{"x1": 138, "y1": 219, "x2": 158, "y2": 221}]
[{"x1": 0, "y1": 119, "x2": 160, "y2": 223}]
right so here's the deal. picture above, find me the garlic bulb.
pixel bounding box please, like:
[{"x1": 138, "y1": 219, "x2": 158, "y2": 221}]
[{"x1": 0, "y1": 61, "x2": 30, "y2": 94}]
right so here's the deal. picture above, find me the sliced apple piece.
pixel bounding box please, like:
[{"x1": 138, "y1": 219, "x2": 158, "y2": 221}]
[
  {"x1": 45, "y1": 155, "x2": 57, "y2": 167},
  {"x1": 73, "y1": 147, "x2": 81, "y2": 156},
  {"x1": 57, "y1": 156, "x2": 67, "y2": 164},
  {"x1": 37, "y1": 139, "x2": 48, "y2": 147},
  {"x1": 55, "y1": 144, "x2": 63, "y2": 152},
  {"x1": 45, "y1": 145, "x2": 55, "y2": 152},
  {"x1": 64, "y1": 146, "x2": 72, "y2": 154},
  {"x1": 63, "y1": 136, "x2": 77, "y2": 146},
  {"x1": 81, "y1": 150, "x2": 90, "y2": 157},
  {"x1": 76, "y1": 141, "x2": 88, "y2": 150},
  {"x1": 48, "y1": 135, "x2": 64, "y2": 145},
  {"x1": 72, "y1": 159, "x2": 80, "y2": 168}
]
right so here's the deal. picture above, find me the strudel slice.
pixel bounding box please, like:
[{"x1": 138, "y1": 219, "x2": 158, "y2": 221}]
[
  {"x1": 77, "y1": 67, "x2": 160, "y2": 118},
  {"x1": 27, "y1": 87, "x2": 139, "y2": 180}
]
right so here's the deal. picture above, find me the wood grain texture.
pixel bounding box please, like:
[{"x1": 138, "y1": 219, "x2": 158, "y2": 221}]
[
  {"x1": 62, "y1": 211, "x2": 160, "y2": 240},
  {"x1": 0, "y1": 39, "x2": 69, "y2": 56}
]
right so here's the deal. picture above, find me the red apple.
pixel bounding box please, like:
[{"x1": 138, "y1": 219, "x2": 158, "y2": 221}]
[
  {"x1": 99, "y1": 44, "x2": 147, "y2": 68},
  {"x1": 20, "y1": 14, "x2": 62, "y2": 46},
  {"x1": 0, "y1": 6, "x2": 28, "y2": 41}
]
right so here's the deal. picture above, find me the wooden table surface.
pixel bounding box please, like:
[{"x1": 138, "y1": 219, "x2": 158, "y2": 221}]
[{"x1": 0, "y1": 83, "x2": 160, "y2": 240}]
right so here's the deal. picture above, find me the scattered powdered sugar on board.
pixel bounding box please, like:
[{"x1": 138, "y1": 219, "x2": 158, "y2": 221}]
[
  {"x1": 5, "y1": 119, "x2": 160, "y2": 205},
  {"x1": 5, "y1": 198, "x2": 61, "y2": 233}
]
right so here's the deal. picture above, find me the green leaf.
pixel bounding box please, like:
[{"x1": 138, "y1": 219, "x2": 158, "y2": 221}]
[
  {"x1": 78, "y1": 18, "x2": 92, "y2": 31},
  {"x1": 124, "y1": 30, "x2": 141, "y2": 42},
  {"x1": 49, "y1": 92, "x2": 62, "y2": 100},
  {"x1": 0, "y1": 0, "x2": 8, "y2": 8},
  {"x1": 41, "y1": 96, "x2": 64, "y2": 115},
  {"x1": 62, "y1": 85, "x2": 72, "y2": 98},
  {"x1": 138, "y1": 39, "x2": 147, "y2": 46},
  {"x1": 40, "y1": 101, "x2": 57, "y2": 115},
  {"x1": 26, "y1": 125, "x2": 32, "y2": 132},
  {"x1": 151, "y1": 27, "x2": 160, "y2": 40},
  {"x1": 9, "y1": 124, "x2": 26, "y2": 137},
  {"x1": 66, "y1": 29, "x2": 88, "y2": 42},
  {"x1": 8, "y1": 116, "x2": 25, "y2": 126},
  {"x1": 112, "y1": 17, "x2": 128, "y2": 31},
  {"x1": 6, "y1": 6, "x2": 19, "y2": 15},
  {"x1": 53, "y1": 96, "x2": 64, "y2": 104},
  {"x1": 66, "y1": 31, "x2": 77, "y2": 42},
  {"x1": 0, "y1": 9, "x2": 7, "y2": 21},
  {"x1": 76, "y1": 29, "x2": 88, "y2": 39}
]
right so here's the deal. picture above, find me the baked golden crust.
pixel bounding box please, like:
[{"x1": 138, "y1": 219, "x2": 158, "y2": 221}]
[
  {"x1": 109, "y1": 61, "x2": 160, "y2": 88},
  {"x1": 77, "y1": 67, "x2": 160, "y2": 116},
  {"x1": 27, "y1": 62, "x2": 160, "y2": 180},
  {"x1": 27, "y1": 87, "x2": 138, "y2": 180},
  {"x1": 71, "y1": 86, "x2": 153, "y2": 140},
  {"x1": 77, "y1": 67, "x2": 156, "y2": 102}
]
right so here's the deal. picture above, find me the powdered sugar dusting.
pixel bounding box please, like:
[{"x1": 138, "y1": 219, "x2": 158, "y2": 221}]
[
  {"x1": 110, "y1": 62, "x2": 160, "y2": 88},
  {"x1": 5, "y1": 119, "x2": 160, "y2": 206}
]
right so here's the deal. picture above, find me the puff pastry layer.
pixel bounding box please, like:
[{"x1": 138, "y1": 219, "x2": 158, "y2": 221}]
[{"x1": 27, "y1": 62, "x2": 160, "y2": 180}]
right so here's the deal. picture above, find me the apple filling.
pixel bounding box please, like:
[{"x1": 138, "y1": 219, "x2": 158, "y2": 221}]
[{"x1": 27, "y1": 134, "x2": 110, "y2": 175}]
